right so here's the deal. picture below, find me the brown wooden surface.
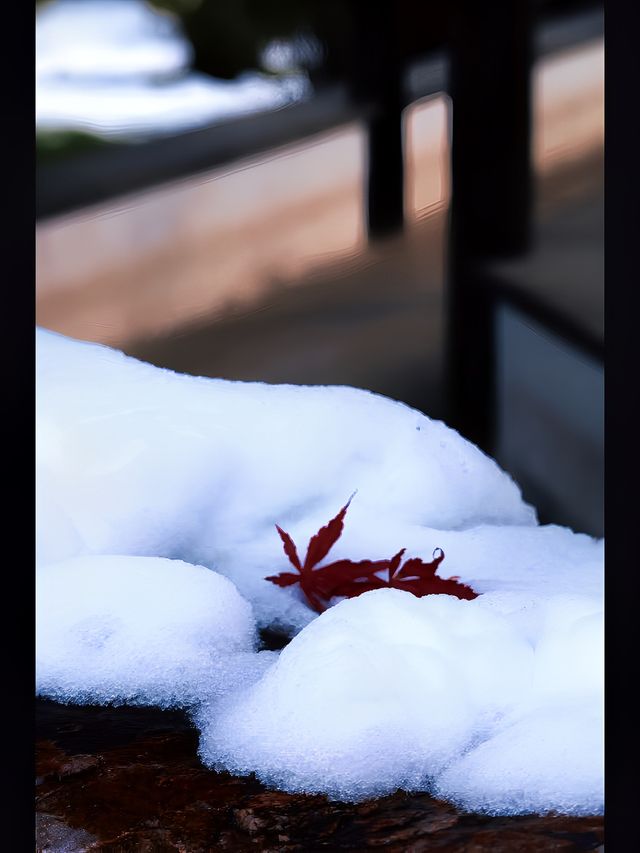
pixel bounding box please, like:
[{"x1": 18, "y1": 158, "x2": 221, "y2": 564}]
[{"x1": 36, "y1": 699, "x2": 604, "y2": 852}]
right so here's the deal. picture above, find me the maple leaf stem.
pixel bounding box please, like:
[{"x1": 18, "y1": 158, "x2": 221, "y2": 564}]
[{"x1": 300, "y1": 581, "x2": 326, "y2": 614}]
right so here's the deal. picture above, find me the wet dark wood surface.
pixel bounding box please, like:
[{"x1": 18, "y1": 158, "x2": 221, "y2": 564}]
[{"x1": 36, "y1": 699, "x2": 604, "y2": 852}]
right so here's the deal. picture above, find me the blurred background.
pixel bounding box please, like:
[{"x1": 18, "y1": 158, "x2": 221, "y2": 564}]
[{"x1": 36, "y1": 0, "x2": 603, "y2": 536}]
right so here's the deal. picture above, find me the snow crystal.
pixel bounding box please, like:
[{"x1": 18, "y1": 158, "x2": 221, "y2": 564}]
[
  {"x1": 36, "y1": 555, "x2": 266, "y2": 708},
  {"x1": 35, "y1": 327, "x2": 603, "y2": 816}
]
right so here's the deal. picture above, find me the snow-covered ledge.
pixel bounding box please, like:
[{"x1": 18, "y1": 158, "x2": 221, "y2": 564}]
[{"x1": 36, "y1": 326, "x2": 603, "y2": 816}]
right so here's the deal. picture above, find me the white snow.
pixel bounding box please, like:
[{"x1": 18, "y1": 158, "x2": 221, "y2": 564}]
[
  {"x1": 37, "y1": 0, "x2": 191, "y2": 80},
  {"x1": 36, "y1": 327, "x2": 536, "y2": 630},
  {"x1": 434, "y1": 697, "x2": 603, "y2": 816},
  {"x1": 36, "y1": 554, "x2": 269, "y2": 708},
  {"x1": 196, "y1": 589, "x2": 603, "y2": 812},
  {"x1": 196, "y1": 591, "x2": 535, "y2": 797},
  {"x1": 36, "y1": 0, "x2": 309, "y2": 139},
  {"x1": 35, "y1": 327, "x2": 603, "y2": 816}
]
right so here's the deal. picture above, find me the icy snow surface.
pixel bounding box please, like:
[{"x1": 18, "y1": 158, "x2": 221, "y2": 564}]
[
  {"x1": 36, "y1": 327, "x2": 603, "y2": 815},
  {"x1": 36, "y1": 0, "x2": 309, "y2": 139}
]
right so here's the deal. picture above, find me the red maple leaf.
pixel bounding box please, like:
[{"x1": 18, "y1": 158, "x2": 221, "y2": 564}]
[{"x1": 265, "y1": 500, "x2": 478, "y2": 612}]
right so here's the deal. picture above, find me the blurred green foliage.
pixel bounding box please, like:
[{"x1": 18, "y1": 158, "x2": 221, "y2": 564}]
[{"x1": 36, "y1": 129, "x2": 120, "y2": 165}]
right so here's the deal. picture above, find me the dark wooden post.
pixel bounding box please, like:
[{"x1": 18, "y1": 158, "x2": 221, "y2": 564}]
[
  {"x1": 350, "y1": 5, "x2": 405, "y2": 239},
  {"x1": 446, "y1": 1, "x2": 533, "y2": 449}
]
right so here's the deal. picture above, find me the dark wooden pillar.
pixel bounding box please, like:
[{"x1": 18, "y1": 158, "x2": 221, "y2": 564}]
[
  {"x1": 350, "y1": 5, "x2": 405, "y2": 239},
  {"x1": 446, "y1": 1, "x2": 533, "y2": 449}
]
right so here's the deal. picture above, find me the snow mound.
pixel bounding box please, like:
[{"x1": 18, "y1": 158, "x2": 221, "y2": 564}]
[
  {"x1": 36, "y1": 554, "x2": 265, "y2": 708},
  {"x1": 198, "y1": 588, "x2": 603, "y2": 813},
  {"x1": 36, "y1": 327, "x2": 535, "y2": 630},
  {"x1": 434, "y1": 698, "x2": 603, "y2": 816},
  {"x1": 35, "y1": 328, "x2": 603, "y2": 816}
]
